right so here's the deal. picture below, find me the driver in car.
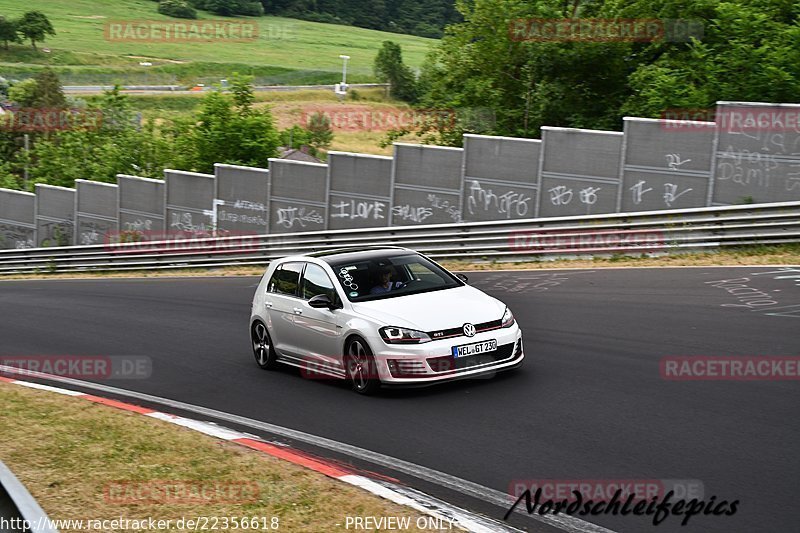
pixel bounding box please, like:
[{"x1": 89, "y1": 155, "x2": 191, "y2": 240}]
[{"x1": 370, "y1": 266, "x2": 404, "y2": 294}]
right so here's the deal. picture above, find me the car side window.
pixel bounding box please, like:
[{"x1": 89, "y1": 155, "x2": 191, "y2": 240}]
[
  {"x1": 267, "y1": 262, "x2": 303, "y2": 296},
  {"x1": 302, "y1": 263, "x2": 338, "y2": 302}
]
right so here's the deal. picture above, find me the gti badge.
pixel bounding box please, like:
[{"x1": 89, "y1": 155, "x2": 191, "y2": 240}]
[{"x1": 463, "y1": 323, "x2": 476, "y2": 337}]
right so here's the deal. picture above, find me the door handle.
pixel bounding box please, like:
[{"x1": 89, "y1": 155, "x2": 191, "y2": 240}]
[
  {"x1": 293, "y1": 308, "x2": 303, "y2": 315},
  {"x1": 265, "y1": 301, "x2": 273, "y2": 308}
]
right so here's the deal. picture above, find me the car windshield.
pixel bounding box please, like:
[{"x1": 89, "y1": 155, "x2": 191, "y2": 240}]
[{"x1": 327, "y1": 253, "x2": 462, "y2": 302}]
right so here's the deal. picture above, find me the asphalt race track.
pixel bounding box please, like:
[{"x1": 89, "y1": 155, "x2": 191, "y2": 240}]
[{"x1": 1, "y1": 267, "x2": 798, "y2": 533}]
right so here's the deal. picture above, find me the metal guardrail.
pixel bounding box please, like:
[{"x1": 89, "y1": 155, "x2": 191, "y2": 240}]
[
  {"x1": 0, "y1": 202, "x2": 798, "y2": 275},
  {"x1": 0, "y1": 461, "x2": 58, "y2": 533},
  {"x1": 63, "y1": 83, "x2": 389, "y2": 93}
]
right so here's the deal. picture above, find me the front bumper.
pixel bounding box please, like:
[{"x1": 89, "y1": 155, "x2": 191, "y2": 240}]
[{"x1": 369, "y1": 324, "x2": 524, "y2": 386}]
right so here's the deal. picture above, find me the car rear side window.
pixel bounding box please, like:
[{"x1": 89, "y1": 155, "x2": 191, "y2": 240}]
[
  {"x1": 302, "y1": 263, "x2": 337, "y2": 302},
  {"x1": 267, "y1": 262, "x2": 303, "y2": 296}
]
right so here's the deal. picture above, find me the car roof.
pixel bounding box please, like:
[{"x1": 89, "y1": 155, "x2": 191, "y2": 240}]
[{"x1": 278, "y1": 246, "x2": 416, "y2": 265}]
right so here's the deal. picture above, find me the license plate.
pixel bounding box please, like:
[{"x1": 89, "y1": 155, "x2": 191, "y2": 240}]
[{"x1": 452, "y1": 339, "x2": 497, "y2": 358}]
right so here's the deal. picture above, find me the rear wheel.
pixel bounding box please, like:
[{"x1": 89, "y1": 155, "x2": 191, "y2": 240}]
[
  {"x1": 345, "y1": 338, "x2": 380, "y2": 395},
  {"x1": 252, "y1": 322, "x2": 277, "y2": 370}
]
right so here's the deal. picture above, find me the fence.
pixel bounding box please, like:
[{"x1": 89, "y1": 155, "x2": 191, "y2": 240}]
[
  {"x1": 0, "y1": 201, "x2": 797, "y2": 275},
  {"x1": 1, "y1": 101, "x2": 799, "y2": 252}
]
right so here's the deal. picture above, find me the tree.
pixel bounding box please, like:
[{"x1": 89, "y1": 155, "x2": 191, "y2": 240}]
[
  {"x1": 7, "y1": 79, "x2": 38, "y2": 106},
  {"x1": 306, "y1": 112, "x2": 333, "y2": 152},
  {"x1": 25, "y1": 87, "x2": 175, "y2": 187},
  {"x1": 374, "y1": 41, "x2": 418, "y2": 102},
  {"x1": 259, "y1": 0, "x2": 461, "y2": 38},
  {"x1": 29, "y1": 68, "x2": 66, "y2": 108},
  {"x1": 230, "y1": 74, "x2": 256, "y2": 114},
  {"x1": 612, "y1": 0, "x2": 800, "y2": 116},
  {"x1": 202, "y1": 0, "x2": 263, "y2": 17},
  {"x1": 279, "y1": 124, "x2": 312, "y2": 150},
  {"x1": 414, "y1": 0, "x2": 800, "y2": 140},
  {"x1": 16, "y1": 11, "x2": 55, "y2": 50},
  {"x1": 415, "y1": 0, "x2": 630, "y2": 139},
  {"x1": 0, "y1": 16, "x2": 20, "y2": 50},
  {"x1": 172, "y1": 77, "x2": 280, "y2": 172},
  {"x1": 8, "y1": 69, "x2": 67, "y2": 108},
  {"x1": 158, "y1": 0, "x2": 197, "y2": 19}
]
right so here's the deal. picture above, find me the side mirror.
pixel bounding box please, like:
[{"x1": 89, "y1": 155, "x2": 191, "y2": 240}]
[
  {"x1": 308, "y1": 294, "x2": 339, "y2": 310},
  {"x1": 456, "y1": 273, "x2": 469, "y2": 283}
]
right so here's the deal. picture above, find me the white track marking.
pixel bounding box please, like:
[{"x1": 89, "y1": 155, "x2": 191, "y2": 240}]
[
  {"x1": 0, "y1": 365, "x2": 616, "y2": 533},
  {"x1": 13, "y1": 380, "x2": 85, "y2": 396}
]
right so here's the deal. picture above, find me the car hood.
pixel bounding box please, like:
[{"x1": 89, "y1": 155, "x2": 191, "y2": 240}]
[{"x1": 349, "y1": 285, "x2": 506, "y2": 331}]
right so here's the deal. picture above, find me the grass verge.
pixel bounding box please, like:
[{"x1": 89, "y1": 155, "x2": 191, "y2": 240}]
[
  {"x1": 1, "y1": 245, "x2": 798, "y2": 281},
  {"x1": 0, "y1": 0, "x2": 434, "y2": 85},
  {"x1": 0, "y1": 382, "x2": 435, "y2": 532}
]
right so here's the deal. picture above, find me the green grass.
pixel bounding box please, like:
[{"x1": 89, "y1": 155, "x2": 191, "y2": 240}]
[
  {"x1": 0, "y1": 0, "x2": 435, "y2": 85},
  {"x1": 0, "y1": 383, "x2": 433, "y2": 531}
]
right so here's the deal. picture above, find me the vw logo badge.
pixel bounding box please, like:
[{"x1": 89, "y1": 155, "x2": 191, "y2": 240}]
[{"x1": 463, "y1": 323, "x2": 476, "y2": 337}]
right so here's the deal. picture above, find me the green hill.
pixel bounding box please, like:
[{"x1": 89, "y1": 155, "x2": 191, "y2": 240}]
[{"x1": 0, "y1": 0, "x2": 436, "y2": 85}]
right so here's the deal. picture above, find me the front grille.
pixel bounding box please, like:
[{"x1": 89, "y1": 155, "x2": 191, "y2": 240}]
[
  {"x1": 428, "y1": 319, "x2": 504, "y2": 341},
  {"x1": 427, "y1": 342, "x2": 515, "y2": 373}
]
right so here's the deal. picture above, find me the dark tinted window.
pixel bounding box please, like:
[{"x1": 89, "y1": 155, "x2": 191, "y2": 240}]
[
  {"x1": 328, "y1": 253, "x2": 461, "y2": 302},
  {"x1": 267, "y1": 262, "x2": 303, "y2": 296},
  {"x1": 302, "y1": 263, "x2": 337, "y2": 301}
]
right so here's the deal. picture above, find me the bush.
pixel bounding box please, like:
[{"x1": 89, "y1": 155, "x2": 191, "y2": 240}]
[
  {"x1": 291, "y1": 11, "x2": 350, "y2": 25},
  {"x1": 236, "y1": 2, "x2": 264, "y2": 17},
  {"x1": 202, "y1": 0, "x2": 263, "y2": 16},
  {"x1": 157, "y1": 0, "x2": 197, "y2": 19}
]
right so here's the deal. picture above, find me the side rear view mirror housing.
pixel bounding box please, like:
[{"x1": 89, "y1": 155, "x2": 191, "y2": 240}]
[{"x1": 308, "y1": 294, "x2": 341, "y2": 310}]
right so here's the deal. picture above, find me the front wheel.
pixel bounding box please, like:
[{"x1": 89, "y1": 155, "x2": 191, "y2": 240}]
[
  {"x1": 345, "y1": 338, "x2": 380, "y2": 395},
  {"x1": 252, "y1": 321, "x2": 278, "y2": 370}
]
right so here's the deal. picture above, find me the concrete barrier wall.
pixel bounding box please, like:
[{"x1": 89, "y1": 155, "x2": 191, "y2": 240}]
[
  {"x1": 75, "y1": 180, "x2": 118, "y2": 246},
  {"x1": 712, "y1": 102, "x2": 800, "y2": 205},
  {"x1": 538, "y1": 127, "x2": 623, "y2": 218},
  {"x1": 327, "y1": 152, "x2": 392, "y2": 230},
  {"x1": 391, "y1": 143, "x2": 463, "y2": 225},
  {"x1": 117, "y1": 174, "x2": 165, "y2": 239},
  {"x1": 0, "y1": 189, "x2": 35, "y2": 249},
  {"x1": 5, "y1": 101, "x2": 800, "y2": 248},
  {"x1": 620, "y1": 118, "x2": 715, "y2": 212},
  {"x1": 164, "y1": 169, "x2": 215, "y2": 236},
  {"x1": 461, "y1": 134, "x2": 540, "y2": 222},
  {"x1": 267, "y1": 159, "x2": 328, "y2": 234},
  {"x1": 35, "y1": 184, "x2": 75, "y2": 247},
  {"x1": 214, "y1": 164, "x2": 270, "y2": 235}
]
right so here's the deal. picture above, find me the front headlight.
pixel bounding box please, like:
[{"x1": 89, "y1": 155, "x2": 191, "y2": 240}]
[
  {"x1": 379, "y1": 326, "x2": 432, "y2": 344},
  {"x1": 501, "y1": 307, "x2": 515, "y2": 328}
]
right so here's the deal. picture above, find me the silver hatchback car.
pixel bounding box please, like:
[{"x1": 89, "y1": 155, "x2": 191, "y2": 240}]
[{"x1": 250, "y1": 247, "x2": 524, "y2": 394}]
